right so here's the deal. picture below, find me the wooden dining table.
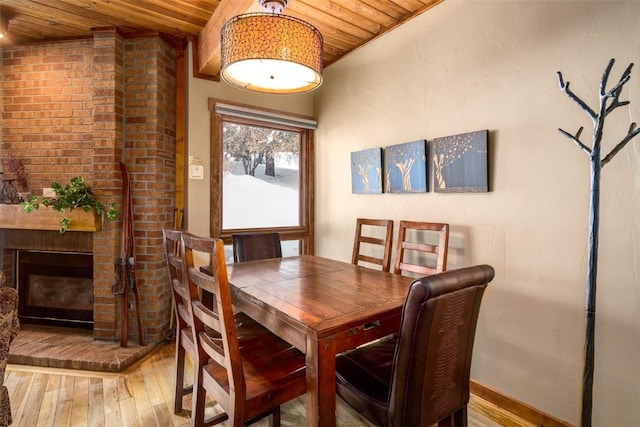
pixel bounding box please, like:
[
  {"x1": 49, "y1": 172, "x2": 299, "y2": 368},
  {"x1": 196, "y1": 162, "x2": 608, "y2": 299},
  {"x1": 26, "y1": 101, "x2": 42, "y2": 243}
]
[{"x1": 225, "y1": 255, "x2": 414, "y2": 427}]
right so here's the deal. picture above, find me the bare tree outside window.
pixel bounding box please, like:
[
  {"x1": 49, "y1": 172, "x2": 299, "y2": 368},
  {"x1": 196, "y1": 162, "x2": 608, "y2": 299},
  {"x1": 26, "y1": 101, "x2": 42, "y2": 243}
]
[
  {"x1": 222, "y1": 122, "x2": 301, "y2": 230},
  {"x1": 210, "y1": 100, "x2": 315, "y2": 257}
]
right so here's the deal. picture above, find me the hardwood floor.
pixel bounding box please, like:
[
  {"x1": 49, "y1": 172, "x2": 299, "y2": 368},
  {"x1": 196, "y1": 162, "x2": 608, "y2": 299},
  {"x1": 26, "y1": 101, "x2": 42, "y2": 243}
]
[{"x1": 5, "y1": 344, "x2": 535, "y2": 426}]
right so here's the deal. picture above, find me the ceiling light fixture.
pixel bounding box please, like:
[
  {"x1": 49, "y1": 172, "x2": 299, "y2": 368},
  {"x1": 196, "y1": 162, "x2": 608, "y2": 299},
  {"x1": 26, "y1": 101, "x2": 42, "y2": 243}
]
[{"x1": 220, "y1": 0, "x2": 323, "y2": 94}]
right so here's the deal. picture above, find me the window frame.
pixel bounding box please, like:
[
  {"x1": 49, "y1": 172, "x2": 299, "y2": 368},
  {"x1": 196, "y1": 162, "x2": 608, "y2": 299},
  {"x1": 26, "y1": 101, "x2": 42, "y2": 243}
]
[{"x1": 208, "y1": 98, "x2": 315, "y2": 254}]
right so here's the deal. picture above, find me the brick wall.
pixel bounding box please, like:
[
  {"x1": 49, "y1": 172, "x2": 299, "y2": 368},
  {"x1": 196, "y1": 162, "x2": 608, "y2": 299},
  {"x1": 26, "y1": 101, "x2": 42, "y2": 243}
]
[
  {"x1": 2, "y1": 40, "x2": 95, "y2": 186},
  {"x1": 0, "y1": 31, "x2": 176, "y2": 344},
  {"x1": 122, "y1": 35, "x2": 176, "y2": 340}
]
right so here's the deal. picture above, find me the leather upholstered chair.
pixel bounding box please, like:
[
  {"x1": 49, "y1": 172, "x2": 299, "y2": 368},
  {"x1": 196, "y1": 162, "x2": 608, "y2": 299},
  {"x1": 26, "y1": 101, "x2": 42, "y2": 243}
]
[
  {"x1": 232, "y1": 232, "x2": 282, "y2": 263},
  {"x1": 335, "y1": 264, "x2": 494, "y2": 427},
  {"x1": 182, "y1": 232, "x2": 306, "y2": 427},
  {"x1": 351, "y1": 218, "x2": 394, "y2": 272},
  {"x1": 394, "y1": 221, "x2": 449, "y2": 277}
]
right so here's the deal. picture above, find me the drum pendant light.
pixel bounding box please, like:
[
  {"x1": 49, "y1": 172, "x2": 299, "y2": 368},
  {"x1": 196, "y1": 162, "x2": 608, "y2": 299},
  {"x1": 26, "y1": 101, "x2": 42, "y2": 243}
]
[{"x1": 220, "y1": 0, "x2": 323, "y2": 94}]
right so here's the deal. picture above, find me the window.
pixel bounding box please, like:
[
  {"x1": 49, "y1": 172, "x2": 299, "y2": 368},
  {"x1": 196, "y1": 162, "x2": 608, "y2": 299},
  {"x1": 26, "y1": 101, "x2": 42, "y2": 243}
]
[
  {"x1": 222, "y1": 123, "x2": 300, "y2": 229},
  {"x1": 209, "y1": 99, "x2": 315, "y2": 255}
]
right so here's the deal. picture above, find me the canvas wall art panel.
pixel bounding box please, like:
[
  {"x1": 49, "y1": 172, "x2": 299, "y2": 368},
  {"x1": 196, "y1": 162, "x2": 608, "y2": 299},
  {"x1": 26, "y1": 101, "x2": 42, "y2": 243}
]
[
  {"x1": 432, "y1": 130, "x2": 489, "y2": 193},
  {"x1": 384, "y1": 140, "x2": 427, "y2": 193},
  {"x1": 350, "y1": 148, "x2": 383, "y2": 194}
]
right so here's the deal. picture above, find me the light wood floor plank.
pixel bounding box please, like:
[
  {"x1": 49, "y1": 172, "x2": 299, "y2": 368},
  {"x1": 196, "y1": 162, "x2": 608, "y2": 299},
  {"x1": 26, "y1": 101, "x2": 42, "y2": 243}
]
[
  {"x1": 69, "y1": 377, "x2": 89, "y2": 426},
  {"x1": 18, "y1": 370, "x2": 48, "y2": 426},
  {"x1": 88, "y1": 377, "x2": 106, "y2": 427},
  {"x1": 149, "y1": 350, "x2": 196, "y2": 426},
  {"x1": 4, "y1": 370, "x2": 30, "y2": 422},
  {"x1": 102, "y1": 377, "x2": 122, "y2": 426},
  {"x1": 5, "y1": 343, "x2": 536, "y2": 427},
  {"x1": 151, "y1": 402, "x2": 174, "y2": 427},
  {"x1": 53, "y1": 375, "x2": 74, "y2": 427},
  {"x1": 118, "y1": 396, "x2": 139, "y2": 427},
  {"x1": 117, "y1": 376, "x2": 139, "y2": 427},
  {"x1": 139, "y1": 352, "x2": 182, "y2": 426},
  {"x1": 35, "y1": 374, "x2": 61, "y2": 427},
  {"x1": 127, "y1": 367, "x2": 155, "y2": 426}
]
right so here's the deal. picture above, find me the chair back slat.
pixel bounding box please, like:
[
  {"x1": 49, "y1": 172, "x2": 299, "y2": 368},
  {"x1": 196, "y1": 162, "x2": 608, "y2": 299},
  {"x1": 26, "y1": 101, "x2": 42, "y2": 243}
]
[
  {"x1": 358, "y1": 254, "x2": 386, "y2": 267},
  {"x1": 401, "y1": 241, "x2": 438, "y2": 253},
  {"x1": 199, "y1": 331, "x2": 226, "y2": 366},
  {"x1": 173, "y1": 280, "x2": 191, "y2": 304},
  {"x1": 191, "y1": 300, "x2": 226, "y2": 368},
  {"x1": 191, "y1": 300, "x2": 223, "y2": 342},
  {"x1": 176, "y1": 305, "x2": 192, "y2": 328},
  {"x1": 352, "y1": 218, "x2": 394, "y2": 272},
  {"x1": 393, "y1": 221, "x2": 449, "y2": 277},
  {"x1": 360, "y1": 235, "x2": 387, "y2": 246},
  {"x1": 396, "y1": 261, "x2": 438, "y2": 276}
]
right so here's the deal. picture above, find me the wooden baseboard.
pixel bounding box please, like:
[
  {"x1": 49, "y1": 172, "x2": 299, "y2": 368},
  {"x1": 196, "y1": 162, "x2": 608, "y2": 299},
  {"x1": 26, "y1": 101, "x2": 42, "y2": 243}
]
[{"x1": 471, "y1": 380, "x2": 574, "y2": 427}]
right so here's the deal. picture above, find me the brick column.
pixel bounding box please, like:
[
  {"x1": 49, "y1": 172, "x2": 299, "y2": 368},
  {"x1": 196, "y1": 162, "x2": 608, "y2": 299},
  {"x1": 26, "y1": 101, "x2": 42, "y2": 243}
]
[
  {"x1": 92, "y1": 28, "x2": 124, "y2": 341},
  {"x1": 123, "y1": 36, "x2": 176, "y2": 342}
]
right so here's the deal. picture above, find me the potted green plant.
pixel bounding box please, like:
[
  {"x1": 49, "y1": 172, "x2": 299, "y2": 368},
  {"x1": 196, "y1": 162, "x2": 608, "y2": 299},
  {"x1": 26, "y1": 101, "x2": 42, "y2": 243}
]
[{"x1": 22, "y1": 176, "x2": 118, "y2": 233}]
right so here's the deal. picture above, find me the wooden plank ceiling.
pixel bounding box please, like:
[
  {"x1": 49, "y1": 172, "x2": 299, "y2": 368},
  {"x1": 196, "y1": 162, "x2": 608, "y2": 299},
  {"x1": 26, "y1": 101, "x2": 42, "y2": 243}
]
[{"x1": 0, "y1": 0, "x2": 444, "y2": 78}]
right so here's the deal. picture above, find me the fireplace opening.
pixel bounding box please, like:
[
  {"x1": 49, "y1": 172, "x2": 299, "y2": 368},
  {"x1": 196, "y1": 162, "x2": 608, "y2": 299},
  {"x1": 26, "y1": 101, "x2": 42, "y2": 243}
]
[{"x1": 17, "y1": 250, "x2": 93, "y2": 329}]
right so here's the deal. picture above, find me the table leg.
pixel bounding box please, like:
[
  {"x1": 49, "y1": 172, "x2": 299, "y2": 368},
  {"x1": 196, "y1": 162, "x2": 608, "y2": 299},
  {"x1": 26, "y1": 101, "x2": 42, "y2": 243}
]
[{"x1": 305, "y1": 335, "x2": 337, "y2": 427}]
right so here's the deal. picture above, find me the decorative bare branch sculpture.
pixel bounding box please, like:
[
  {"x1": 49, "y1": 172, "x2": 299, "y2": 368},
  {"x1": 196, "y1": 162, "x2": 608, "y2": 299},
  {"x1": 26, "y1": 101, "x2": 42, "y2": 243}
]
[{"x1": 557, "y1": 58, "x2": 640, "y2": 427}]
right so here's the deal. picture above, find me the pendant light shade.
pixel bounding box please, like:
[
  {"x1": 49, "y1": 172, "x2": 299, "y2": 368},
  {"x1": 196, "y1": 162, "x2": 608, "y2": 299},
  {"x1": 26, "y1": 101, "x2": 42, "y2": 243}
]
[{"x1": 220, "y1": 10, "x2": 323, "y2": 94}]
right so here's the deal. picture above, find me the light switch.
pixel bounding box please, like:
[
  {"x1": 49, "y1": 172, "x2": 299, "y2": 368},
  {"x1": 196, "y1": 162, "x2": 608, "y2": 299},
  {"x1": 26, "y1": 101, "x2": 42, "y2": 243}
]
[{"x1": 189, "y1": 164, "x2": 204, "y2": 179}]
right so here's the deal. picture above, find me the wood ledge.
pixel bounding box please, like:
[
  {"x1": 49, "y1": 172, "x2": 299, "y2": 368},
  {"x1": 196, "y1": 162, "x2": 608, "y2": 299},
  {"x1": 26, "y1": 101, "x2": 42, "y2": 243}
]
[{"x1": 0, "y1": 204, "x2": 102, "y2": 232}]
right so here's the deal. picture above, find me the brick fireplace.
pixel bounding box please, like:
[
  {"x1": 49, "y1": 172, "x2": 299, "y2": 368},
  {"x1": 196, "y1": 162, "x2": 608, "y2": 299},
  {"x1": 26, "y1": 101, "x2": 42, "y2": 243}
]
[{"x1": 0, "y1": 30, "x2": 178, "y2": 344}]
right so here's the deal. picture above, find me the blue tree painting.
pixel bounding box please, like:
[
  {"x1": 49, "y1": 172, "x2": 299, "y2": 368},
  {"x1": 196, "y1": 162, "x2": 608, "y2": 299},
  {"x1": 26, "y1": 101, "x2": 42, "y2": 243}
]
[
  {"x1": 350, "y1": 148, "x2": 383, "y2": 194},
  {"x1": 384, "y1": 140, "x2": 427, "y2": 193},
  {"x1": 432, "y1": 130, "x2": 488, "y2": 193}
]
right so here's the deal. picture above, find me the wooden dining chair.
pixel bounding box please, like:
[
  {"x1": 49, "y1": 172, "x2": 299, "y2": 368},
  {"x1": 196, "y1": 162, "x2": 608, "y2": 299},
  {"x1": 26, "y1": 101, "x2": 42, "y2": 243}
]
[
  {"x1": 231, "y1": 232, "x2": 282, "y2": 263},
  {"x1": 163, "y1": 229, "x2": 275, "y2": 419},
  {"x1": 162, "y1": 228, "x2": 196, "y2": 414},
  {"x1": 393, "y1": 221, "x2": 449, "y2": 277},
  {"x1": 335, "y1": 265, "x2": 495, "y2": 427},
  {"x1": 181, "y1": 232, "x2": 306, "y2": 427},
  {"x1": 351, "y1": 218, "x2": 394, "y2": 272}
]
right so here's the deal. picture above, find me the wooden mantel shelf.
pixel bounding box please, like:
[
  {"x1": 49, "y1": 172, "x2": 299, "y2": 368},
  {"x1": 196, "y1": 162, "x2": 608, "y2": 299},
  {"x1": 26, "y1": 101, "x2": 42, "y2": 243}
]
[{"x1": 0, "y1": 204, "x2": 102, "y2": 232}]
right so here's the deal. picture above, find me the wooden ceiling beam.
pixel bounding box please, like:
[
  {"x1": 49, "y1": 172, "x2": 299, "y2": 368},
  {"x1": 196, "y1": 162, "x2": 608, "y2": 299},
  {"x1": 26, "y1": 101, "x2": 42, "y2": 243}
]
[{"x1": 197, "y1": 0, "x2": 256, "y2": 77}]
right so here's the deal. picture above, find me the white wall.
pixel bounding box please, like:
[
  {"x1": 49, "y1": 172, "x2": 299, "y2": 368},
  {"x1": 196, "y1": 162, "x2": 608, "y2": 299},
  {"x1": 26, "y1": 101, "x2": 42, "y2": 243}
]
[
  {"x1": 313, "y1": 1, "x2": 639, "y2": 425},
  {"x1": 186, "y1": 1, "x2": 640, "y2": 424},
  {"x1": 315, "y1": 0, "x2": 640, "y2": 426}
]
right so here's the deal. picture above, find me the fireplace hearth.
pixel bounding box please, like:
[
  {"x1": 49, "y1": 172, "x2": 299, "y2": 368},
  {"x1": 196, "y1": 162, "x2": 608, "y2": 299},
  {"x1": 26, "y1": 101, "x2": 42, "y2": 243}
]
[{"x1": 17, "y1": 250, "x2": 93, "y2": 328}]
